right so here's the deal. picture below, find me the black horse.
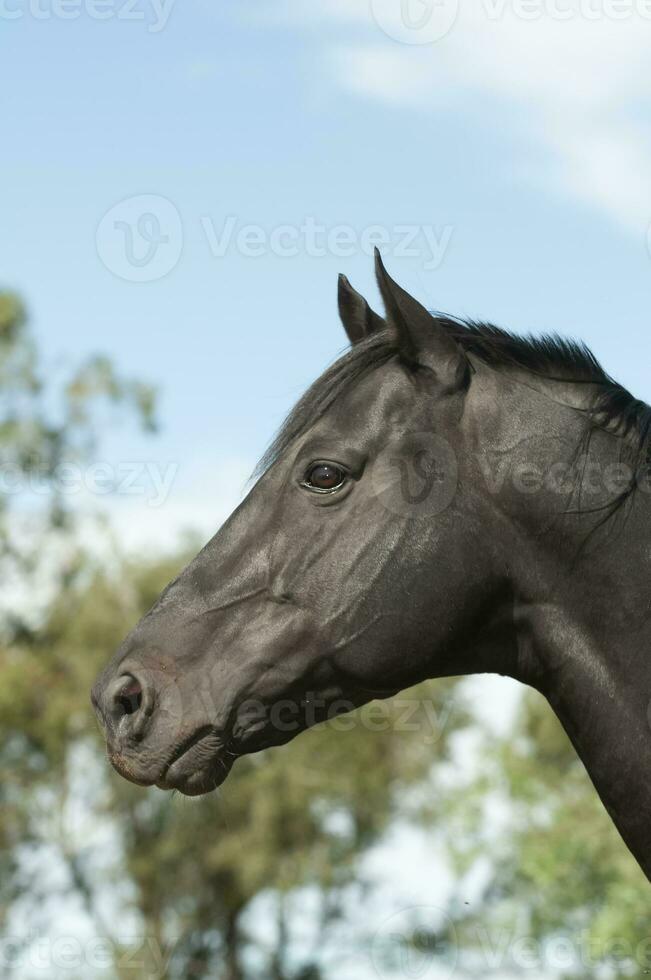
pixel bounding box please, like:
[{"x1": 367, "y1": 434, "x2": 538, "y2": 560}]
[{"x1": 93, "y1": 252, "x2": 651, "y2": 881}]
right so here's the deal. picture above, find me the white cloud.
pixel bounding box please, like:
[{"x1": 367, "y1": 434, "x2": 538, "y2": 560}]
[{"x1": 263, "y1": 0, "x2": 651, "y2": 233}]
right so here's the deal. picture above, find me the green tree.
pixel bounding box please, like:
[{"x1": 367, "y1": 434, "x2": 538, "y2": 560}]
[
  {"x1": 442, "y1": 690, "x2": 650, "y2": 979},
  {"x1": 0, "y1": 290, "x2": 155, "y2": 637},
  {"x1": 0, "y1": 287, "x2": 156, "y2": 944}
]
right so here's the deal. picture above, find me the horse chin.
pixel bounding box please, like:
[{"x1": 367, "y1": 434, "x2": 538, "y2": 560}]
[
  {"x1": 156, "y1": 762, "x2": 232, "y2": 797},
  {"x1": 155, "y1": 751, "x2": 235, "y2": 796},
  {"x1": 153, "y1": 728, "x2": 235, "y2": 795}
]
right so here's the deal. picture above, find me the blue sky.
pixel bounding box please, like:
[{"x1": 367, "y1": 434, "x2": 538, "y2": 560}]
[{"x1": 2, "y1": 0, "x2": 651, "y2": 544}]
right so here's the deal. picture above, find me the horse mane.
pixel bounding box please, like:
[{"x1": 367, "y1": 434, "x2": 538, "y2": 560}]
[{"x1": 256, "y1": 317, "x2": 651, "y2": 486}]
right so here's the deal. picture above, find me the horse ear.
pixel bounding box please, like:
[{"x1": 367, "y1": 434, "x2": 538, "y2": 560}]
[
  {"x1": 374, "y1": 249, "x2": 467, "y2": 389},
  {"x1": 338, "y1": 274, "x2": 385, "y2": 345}
]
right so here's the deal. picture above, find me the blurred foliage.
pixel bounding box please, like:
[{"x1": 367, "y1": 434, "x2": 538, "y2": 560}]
[
  {"x1": 0, "y1": 286, "x2": 157, "y2": 947},
  {"x1": 0, "y1": 290, "x2": 156, "y2": 624},
  {"x1": 443, "y1": 690, "x2": 650, "y2": 979}
]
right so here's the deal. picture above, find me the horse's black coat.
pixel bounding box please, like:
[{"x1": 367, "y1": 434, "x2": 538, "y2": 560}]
[{"x1": 93, "y1": 253, "x2": 651, "y2": 881}]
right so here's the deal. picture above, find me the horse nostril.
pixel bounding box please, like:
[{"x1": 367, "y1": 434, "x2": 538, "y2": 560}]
[
  {"x1": 95, "y1": 672, "x2": 153, "y2": 737},
  {"x1": 114, "y1": 676, "x2": 144, "y2": 717}
]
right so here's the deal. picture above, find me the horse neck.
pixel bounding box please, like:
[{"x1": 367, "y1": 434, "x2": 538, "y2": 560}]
[
  {"x1": 466, "y1": 364, "x2": 651, "y2": 874},
  {"x1": 508, "y1": 445, "x2": 651, "y2": 877}
]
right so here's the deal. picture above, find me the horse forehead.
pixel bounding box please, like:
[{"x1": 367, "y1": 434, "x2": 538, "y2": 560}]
[{"x1": 328, "y1": 362, "x2": 416, "y2": 429}]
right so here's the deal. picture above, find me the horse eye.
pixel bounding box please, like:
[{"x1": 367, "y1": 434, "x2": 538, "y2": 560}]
[{"x1": 302, "y1": 462, "x2": 347, "y2": 493}]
